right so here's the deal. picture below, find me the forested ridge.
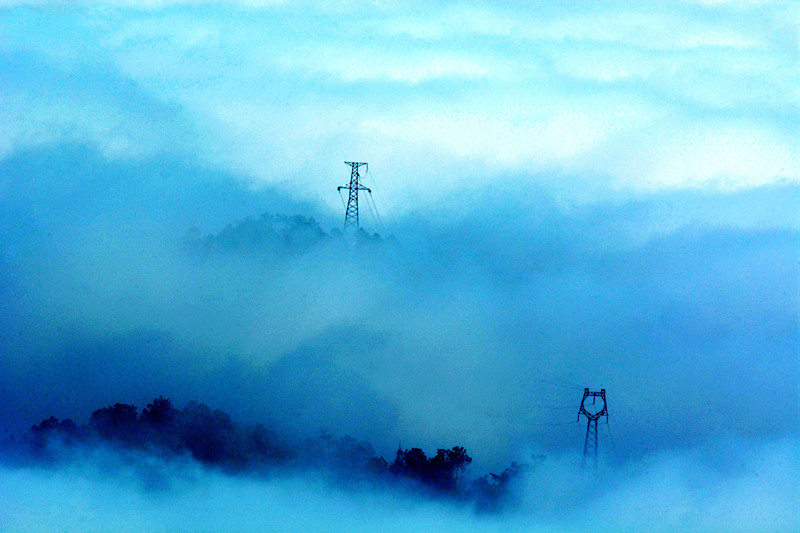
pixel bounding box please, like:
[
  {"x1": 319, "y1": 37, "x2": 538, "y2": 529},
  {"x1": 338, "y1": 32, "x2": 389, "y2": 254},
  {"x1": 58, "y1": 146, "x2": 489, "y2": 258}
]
[
  {"x1": 184, "y1": 212, "x2": 388, "y2": 257},
  {"x1": 4, "y1": 397, "x2": 530, "y2": 512}
]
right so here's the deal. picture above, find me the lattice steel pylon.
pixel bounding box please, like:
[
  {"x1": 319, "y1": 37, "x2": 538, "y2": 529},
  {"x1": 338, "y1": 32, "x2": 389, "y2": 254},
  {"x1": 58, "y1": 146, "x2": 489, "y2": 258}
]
[
  {"x1": 337, "y1": 162, "x2": 370, "y2": 232},
  {"x1": 577, "y1": 388, "x2": 608, "y2": 469}
]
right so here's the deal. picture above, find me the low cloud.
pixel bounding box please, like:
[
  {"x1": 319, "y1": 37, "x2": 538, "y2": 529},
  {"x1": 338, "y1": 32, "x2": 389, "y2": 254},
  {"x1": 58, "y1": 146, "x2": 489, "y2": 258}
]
[
  {"x1": 1, "y1": 145, "x2": 796, "y2": 469},
  {"x1": 1, "y1": 2, "x2": 796, "y2": 529},
  {"x1": 1, "y1": 435, "x2": 796, "y2": 532}
]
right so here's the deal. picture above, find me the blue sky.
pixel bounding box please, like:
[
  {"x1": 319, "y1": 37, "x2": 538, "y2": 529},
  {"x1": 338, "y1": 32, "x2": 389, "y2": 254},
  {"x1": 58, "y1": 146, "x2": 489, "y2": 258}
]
[{"x1": 1, "y1": 0, "x2": 797, "y2": 215}]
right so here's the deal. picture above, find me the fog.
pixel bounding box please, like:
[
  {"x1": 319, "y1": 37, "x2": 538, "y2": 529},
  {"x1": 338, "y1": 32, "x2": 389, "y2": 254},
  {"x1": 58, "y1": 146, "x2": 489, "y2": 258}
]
[
  {"x1": 3, "y1": 145, "x2": 796, "y2": 461},
  {"x1": 1, "y1": 142, "x2": 798, "y2": 530},
  {"x1": 1, "y1": 1, "x2": 798, "y2": 529},
  {"x1": 1, "y1": 437, "x2": 797, "y2": 532}
]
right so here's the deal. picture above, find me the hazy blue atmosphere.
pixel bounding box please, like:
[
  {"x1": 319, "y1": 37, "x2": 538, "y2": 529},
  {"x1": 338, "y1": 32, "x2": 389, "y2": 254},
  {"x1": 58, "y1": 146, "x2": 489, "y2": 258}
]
[{"x1": 1, "y1": 1, "x2": 798, "y2": 532}]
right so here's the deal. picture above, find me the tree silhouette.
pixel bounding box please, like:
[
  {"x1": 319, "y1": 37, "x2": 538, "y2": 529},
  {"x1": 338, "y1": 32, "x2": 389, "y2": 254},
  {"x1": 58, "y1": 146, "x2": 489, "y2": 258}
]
[
  {"x1": 178, "y1": 401, "x2": 235, "y2": 465},
  {"x1": 140, "y1": 396, "x2": 181, "y2": 451},
  {"x1": 391, "y1": 445, "x2": 472, "y2": 494},
  {"x1": 10, "y1": 396, "x2": 534, "y2": 512},
  {"x1": 24, "y1": 416, "x2": 86, "y2": 453},
  {"x1": 141, "y1": 397, "x2": 176, "y2": 428},
  {"x1": 89, "y1": 403, "x2": 139, "y2": 443}
]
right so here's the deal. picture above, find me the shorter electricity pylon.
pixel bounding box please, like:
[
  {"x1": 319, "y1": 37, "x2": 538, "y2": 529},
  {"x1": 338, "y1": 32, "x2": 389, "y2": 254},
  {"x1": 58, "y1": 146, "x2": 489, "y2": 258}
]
[{"x1": 577, "y1": 388, "x2": 608, "y2": 469}]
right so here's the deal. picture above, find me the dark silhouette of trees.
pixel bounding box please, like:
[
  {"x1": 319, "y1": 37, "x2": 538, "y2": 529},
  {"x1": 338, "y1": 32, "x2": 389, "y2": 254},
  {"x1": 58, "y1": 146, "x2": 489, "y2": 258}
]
[
  {"x1": 31, "y1": 398, "x2": 292, "y2": 470},
  {"x1": 183, "y1": 212, "x2": 389, "y2": 257},
  {"x1": 140, "y1": 396, "x2": 181, "y2": 451},
  {"x1": 178, "y1": 401, "x2": 235, "y2": 465},
  {"x1": 187, "y1": 213, "x2": 332, "y2": 256},
  {"x1": 304, "y1": 431, "x2": 389, "y2": 480},
  {"x1": 24, "y1": 416, "x2": 87, "y2": 454},
  {"x1": 391, "y1": 445, "x2": 473, "y2": 494},
  {"x1": 9, "y1": 396, "x2": 531, "y2": 511},
  {"x1": 141, "y1": 396, "x2": 177, "y2": 428},
  {"x1": 471, "y1": 461, "x2": 525, "y2": 512},
  {"x1": 89, "y1": 403, "x2": 139, "y2": 443},
  {"x1": 238, "y1": 423, "x2": 289, "y2": 466}
]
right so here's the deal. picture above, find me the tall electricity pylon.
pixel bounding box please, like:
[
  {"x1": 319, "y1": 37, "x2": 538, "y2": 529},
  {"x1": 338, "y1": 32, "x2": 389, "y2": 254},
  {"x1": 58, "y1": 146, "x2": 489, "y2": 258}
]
[
  {"x1": 577, "y1": 388, "x2": 608, "y2": 469},
  {"x1": 337, "y1": 162, "x2": 370, "y2": 232}
]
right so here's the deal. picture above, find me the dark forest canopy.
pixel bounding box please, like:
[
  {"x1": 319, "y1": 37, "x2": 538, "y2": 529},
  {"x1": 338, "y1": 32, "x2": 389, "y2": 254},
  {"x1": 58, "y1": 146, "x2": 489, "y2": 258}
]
[{"x1": 4, "y1": 397, "x2": 528, "y2": 512}]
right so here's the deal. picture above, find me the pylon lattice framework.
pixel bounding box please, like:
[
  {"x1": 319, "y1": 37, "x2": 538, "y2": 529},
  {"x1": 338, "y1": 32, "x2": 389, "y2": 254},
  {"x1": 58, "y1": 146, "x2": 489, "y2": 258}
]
[
  {"x1": 577, "y1": 388, "x2": 608, "y2": 469},
  {"x1": 337, "y1": 162, "x2": 370, "y2": 232}
]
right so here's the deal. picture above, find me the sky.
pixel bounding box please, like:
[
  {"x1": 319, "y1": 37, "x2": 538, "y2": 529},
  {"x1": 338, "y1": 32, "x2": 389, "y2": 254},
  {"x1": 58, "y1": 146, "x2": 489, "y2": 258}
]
[
  {"x1": 0, "y1": 1, "x2": 799, "y2": 531},
  {"x1": 1, "y1": 0, "x2": 797, "y2": 211}
]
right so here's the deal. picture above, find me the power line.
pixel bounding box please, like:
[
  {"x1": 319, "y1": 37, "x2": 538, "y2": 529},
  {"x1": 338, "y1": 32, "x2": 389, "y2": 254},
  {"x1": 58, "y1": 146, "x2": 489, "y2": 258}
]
[
  {"x1": 531, "y1": 404, "x2": 578, "y2": 410},
  {"x1": 536, "y1": 377, "x2": 585, "y2": 391},
  {"x1": 363, "y1": 167, "x2": 388, "y2": 225},
  {"x1": 528, "y1": 420, "x2": 580, "y2": 427},
  {"x1": 367, "y1": 192, "x2": 383, "y2": 229},
  {"x1": 362, "y1": 189, "x2": 382, "y2": 231}
]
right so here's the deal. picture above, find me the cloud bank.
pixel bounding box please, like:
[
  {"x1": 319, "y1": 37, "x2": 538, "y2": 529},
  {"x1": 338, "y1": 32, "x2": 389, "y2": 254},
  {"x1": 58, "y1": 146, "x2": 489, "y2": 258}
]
[
  {"x1": 1, "y1": 1, "x2": 797, "y2": 211},
  {"x1": 1, "y1": 145, "x2": 796, "y2": 466},
  {"x1": 1, "y1": 1, "x2": 797, "y2": 531},
  {"x1": 1, "y1": 435, "x2": 797, "y2": 532}
]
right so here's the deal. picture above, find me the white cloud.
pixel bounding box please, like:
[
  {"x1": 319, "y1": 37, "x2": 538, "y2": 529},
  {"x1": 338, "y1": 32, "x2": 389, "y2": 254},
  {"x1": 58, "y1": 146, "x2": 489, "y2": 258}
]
[
  {"x1": 610, "y1": 121, "x2": 799, "y2": 191},
  {"x1": 0, "y1": 0, "x2": 289, "y2": 8},
  {"x1": 2, "y1": 436, "x2": 797, "y2": 532},
  {"x1": 275, "y1": 45, "x2": 495, "y2": 84},
  {"x1": 0, "y1": 1, "x2": 796, "y2": 208}
]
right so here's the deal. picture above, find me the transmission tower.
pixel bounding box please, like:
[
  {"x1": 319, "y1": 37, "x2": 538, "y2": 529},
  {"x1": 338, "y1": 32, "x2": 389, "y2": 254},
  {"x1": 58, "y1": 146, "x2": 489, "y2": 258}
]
[
  {"x1": 577, "y1": 388, "x2": 608, "y2": 469},
  {"x1": 337, "y1": 162, "x2": 370, "y2": 232}
]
